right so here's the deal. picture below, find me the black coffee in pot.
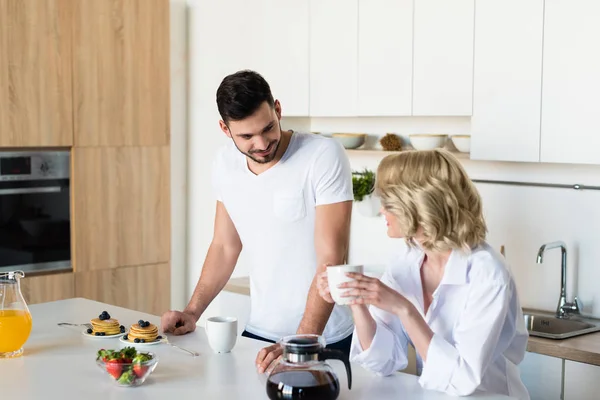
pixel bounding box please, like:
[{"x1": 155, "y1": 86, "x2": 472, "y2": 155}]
[{"x1": 266, "y1": 370, "x2": 340, "y2": 400}]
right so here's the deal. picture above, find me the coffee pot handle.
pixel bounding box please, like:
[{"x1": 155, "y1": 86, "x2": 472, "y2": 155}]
[{"x1": 319, "y1": 349, "x2": 352, "y2": 390}]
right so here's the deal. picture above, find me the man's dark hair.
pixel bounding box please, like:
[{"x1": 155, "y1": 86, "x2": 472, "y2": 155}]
[{"x1": 216, "y1": 70, "x2": 275, "y2": 123}]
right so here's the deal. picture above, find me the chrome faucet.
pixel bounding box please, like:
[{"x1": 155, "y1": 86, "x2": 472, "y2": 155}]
[{"x1": 536, "y1": 241, "x2": 582, "y2": 319}]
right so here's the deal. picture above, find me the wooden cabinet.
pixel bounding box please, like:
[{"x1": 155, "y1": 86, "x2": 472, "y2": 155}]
[
  {"x1": 412, "y1": 0, "x2": 474, "y2": 116},
  {"x1": 72, "y1": 146, "x2": 170, "y2": 271},
  {"x1": 72, "y1": 0, "x2": 169, "y2": 146},
  {"x1": 75, "y1": 263, "x2": 170, "y2": 316},
  {"x1": 309, "y1": 0, "x2": 358, "y2": 117},
  {"x1": 20, "y1": 272, "x2": 74, "y2": 305},
  {"x1": 0, "y1": 0, "x2": 73, "y2": 147},
  {"x1": 519, "y1": 352, "x2": 563, "y2": 400},
  {"x1": 471, "y1": 0, "x2": 544, "y2": 162},
  {"x1": 540, "y1": 1, "x2": 600, "y2": 165},
  {"x1": 358, "y1": 0, "x2": 413, "y2": 116}
]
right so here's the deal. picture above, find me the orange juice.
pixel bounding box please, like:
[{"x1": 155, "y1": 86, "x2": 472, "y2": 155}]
[{"x1": 0, "y1": 309, "x2": 32, "y2": 354}]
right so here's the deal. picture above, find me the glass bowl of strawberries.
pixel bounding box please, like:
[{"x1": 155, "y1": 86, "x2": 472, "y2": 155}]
[{"x1": 96, "y1": 346, "x2": 159, "y2": 387}]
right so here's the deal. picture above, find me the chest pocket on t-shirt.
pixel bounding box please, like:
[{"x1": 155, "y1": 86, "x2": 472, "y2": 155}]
[{"x1": 273, "y1": 190, "x2": 306, "y2": 222}]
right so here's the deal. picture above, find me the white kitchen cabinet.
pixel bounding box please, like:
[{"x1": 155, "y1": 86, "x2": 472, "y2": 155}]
[
  {"x1": 564, "y1": 360, "x2": 600, "y2": 400},
  {"x1": 471, "y1": 0, "x2": 544, "y2": 162},
  {"x1": 412, "y1": 0, "x2": 474, "y2": 116},
  {"x1": 357, "y1": 0, "x2": 413, "y2": 116},
  {"x1": 309, "y1": 0, "x2": 358, "y2": 117},
  {"x1": 190, "y1": 0, "x2": 309, "y2": 117},
  {"x1": 258, "y1": 0, "x2": 309, "y2": 116},
  {"x1": 541, "y1": 0, "x2": 600, "y2": 165},
  {"x1": 519, "y1": 352, "x2": 563, "y2": 400}
]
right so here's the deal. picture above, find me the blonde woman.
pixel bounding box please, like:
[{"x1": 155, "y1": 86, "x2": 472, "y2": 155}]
[{"x1": 317, "y1": 149, "x2": 530, "y2": 399}]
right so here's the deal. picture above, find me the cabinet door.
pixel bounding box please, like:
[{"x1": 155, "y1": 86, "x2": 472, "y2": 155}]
[
  {"x1": 75, "y1": 263, "x2": 170, "y2": 316},
  {"x1": 189, "y1": 0, "x2": 309, "y2": 117},
  {"x1": 541, "y1": 1, "x2": 600, "y2": 165},
  {"x1": 564, "y1": 360, "x2": 600, "y2": 400},
  {"x1": 259, "y1": 0, "x2": 309, "y2": 116},
  {"x1": 471, "y1": 0, "x2": 544, "y2": 162},
  {"x1": 412, "y1": 0, "x2": 474, "y2": 116},
  {"x1": 309, "y1": 0, "x2": 358, "y2": 117},
  {"x1": 72, "y1": 147, "x2": 170, "y2": 271},
  {"x1": 0, "y1": 0, "x2": 72, "y2": 147},
  {"x1": 358, "y1": 0, "x2": 412, "y2": 116},
  {"x1": 519, "y1": 352, "x2": 562, "y2": 400},
  {"x1": 72, "y1": 0, "x2": 169, "y2": 146},
  {"x1": 20, "y1": 272, "x2": 74, "y2": 305}
]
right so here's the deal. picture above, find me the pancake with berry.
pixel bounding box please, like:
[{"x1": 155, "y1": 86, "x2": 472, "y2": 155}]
[
  {"x1": 88, "y1": 311, "x2": 126, "y2": 337},
  {"x1": 124, "y1": 319, "x2": 160, "y2": 343}
]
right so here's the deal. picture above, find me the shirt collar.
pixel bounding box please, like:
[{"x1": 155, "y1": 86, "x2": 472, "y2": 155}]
[
  {"x1": 412, "y1": 246, "x2": 470, "y2": 286},
  {"x1": 439, "y1": 249, "x2": 469, "y2": 286}
]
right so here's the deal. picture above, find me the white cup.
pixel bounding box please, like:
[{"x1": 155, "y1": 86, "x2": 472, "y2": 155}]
[
  {"x1": 205, "y1": 316, "x2": 238, "y2": 353},
  {"x1": 327, "y1": 264, "x2": 364, "y2": 305}
]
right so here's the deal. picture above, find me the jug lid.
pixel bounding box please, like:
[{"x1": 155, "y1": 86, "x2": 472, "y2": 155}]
[
  {"x1": 0, "y1": 270, "x2": 25, "y2": 282},
  {"x1": 280, "y1": 334, "x2": 325, "y2": 355}
]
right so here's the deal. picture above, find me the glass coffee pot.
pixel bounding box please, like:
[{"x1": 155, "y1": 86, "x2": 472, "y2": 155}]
[
  {"x1": 266, "y1": 334, "x2": 352, "y2": 400},
  {"x1": 0, "y1": 270, "x2": 33, "y2": 358}
]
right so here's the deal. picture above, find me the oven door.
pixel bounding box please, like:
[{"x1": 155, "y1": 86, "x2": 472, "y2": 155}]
[{"x1": 0, "y1": 178, "x2": 71, "y2": 274}]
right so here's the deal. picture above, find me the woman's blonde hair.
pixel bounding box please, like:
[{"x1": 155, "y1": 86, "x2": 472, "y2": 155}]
[{"x1": 375, "y1": 149, "x2": 487, "y2": 253}]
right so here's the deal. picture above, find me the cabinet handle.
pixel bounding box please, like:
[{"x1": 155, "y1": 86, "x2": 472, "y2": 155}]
[{"x1": 0, "y1": 187, "x2": 62, "y2": 195}]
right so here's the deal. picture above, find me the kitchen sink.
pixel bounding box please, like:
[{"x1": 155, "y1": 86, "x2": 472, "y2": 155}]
[{"x1": 524, "y1": 311, "x2": 600, "y2": 340}]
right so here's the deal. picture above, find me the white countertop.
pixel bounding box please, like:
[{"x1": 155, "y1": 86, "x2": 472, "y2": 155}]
[{"x1": 2, "y1": 298, "x2": 513, "y2": 399}]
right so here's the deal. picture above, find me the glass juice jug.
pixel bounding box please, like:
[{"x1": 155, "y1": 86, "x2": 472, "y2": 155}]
[
  {"x1": 0, "y1": 271, "x2": 32, "y2": 358},
  {"x1": 266, "y1": 334, "x2": 352, "y2": 400}
]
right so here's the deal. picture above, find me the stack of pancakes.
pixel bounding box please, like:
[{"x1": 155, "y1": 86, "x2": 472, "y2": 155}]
[
  {"x1": 127, "y1": 322, "x2": 159, "y2": 343},
  {"x1": 90, "y1": 317, "x2": 121, "y2": 336}
]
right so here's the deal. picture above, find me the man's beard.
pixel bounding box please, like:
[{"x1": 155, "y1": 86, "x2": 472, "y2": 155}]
[{"x1": 246, "y1": 140, "x2": 280, "y2": 164}]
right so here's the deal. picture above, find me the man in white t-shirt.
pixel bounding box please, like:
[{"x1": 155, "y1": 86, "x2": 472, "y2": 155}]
[{"x1": 161, "y1": 70, "x2": 355, "y2": 373}]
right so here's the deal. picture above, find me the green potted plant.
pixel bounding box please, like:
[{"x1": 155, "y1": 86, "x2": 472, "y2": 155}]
[{"x1": 352, "y1": 169, "x2": 380, "y2": 217}]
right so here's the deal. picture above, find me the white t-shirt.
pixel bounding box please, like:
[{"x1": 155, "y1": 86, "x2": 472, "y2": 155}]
[{"x1": 211, "y1": 131, "x2": 355, "y2": 343}]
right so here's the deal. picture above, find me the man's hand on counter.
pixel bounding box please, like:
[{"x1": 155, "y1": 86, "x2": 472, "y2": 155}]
[{"x1": 161, "y1": 310, "x2": 198, "y2": 335}]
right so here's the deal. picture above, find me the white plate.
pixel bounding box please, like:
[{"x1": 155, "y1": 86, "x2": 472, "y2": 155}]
[
  {"x1": 81, "y1": 328, "x2": 126, "y2": 339},
  {"x1": 119, "y1": 335, "x2": 165, "y2": 346}
]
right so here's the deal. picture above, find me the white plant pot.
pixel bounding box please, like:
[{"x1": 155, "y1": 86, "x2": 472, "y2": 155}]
[{"x1": 355, "y1": 194, "x2": 381, "y2": 217}]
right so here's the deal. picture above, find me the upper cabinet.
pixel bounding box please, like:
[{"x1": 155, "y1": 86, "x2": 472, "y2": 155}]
[
  {"x1": 358, "y1": 0, "x2": 413, "y2": 116},
  {"x1": 309, "y1": 0, "x2": 358, "y2": 117},
  {"x1": 72, "y1": 0, "x2": 169, "y2": 146},
  {"x1": 190, "y1": 0, "x2": 309, "y2": 117},
  {"x1": 471, "y1": 0, "x2": 544, "y2": 162},
  {"x1": 259, "y1": 0, "x2": 309, "y2": 117},
  {"x1": 0, "y1": 0, "x2": 73, "y2": 147},
  {"x1": 540, "y1": 0, "x2": 600, "y2": 165},
  {"x1": 412, "y1": 0, "x2": 474, "y2": 116}
]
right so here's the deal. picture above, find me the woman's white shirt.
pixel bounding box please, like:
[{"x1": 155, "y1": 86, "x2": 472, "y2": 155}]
[{"x1": 350, "y1": 242, "x2": 530, "y2": 400}]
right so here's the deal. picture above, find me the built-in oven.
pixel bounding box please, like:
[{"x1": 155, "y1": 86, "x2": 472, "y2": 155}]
[{"x1": 0, "y1": 151, "x2": 71, "y2": 274}]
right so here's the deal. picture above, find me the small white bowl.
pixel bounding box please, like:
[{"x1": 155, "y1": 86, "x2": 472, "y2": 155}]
[
  {"x1": 409, "y1": 134, "x2": 448, "y2": 150},
  {"x1": 451, "y1": 135, "x2": 471, "y2": 153},
  {"x1": 332, "y1": 133, "x2": 367, "y2": 149}
]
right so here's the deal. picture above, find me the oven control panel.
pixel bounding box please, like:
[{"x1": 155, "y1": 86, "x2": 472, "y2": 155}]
[{"x1": 0, "y1": 151, "x2": 70, "y2": 181}]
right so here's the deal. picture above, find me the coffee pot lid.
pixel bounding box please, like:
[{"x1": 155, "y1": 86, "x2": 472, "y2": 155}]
[{"x1": 280, "y1": 334, "x2": 325, "y2": 355}]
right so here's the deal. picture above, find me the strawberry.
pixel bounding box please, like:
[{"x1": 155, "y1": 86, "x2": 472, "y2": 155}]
[
  {"x1": 132, "y1": 353, "x2": 152, "y2": 378},
  {"x1": 105, "y1": 359, "x2": 123, "y2": 380},
  {"x1": 132, "y1": 363, "x2": 148, "y2": 378}
]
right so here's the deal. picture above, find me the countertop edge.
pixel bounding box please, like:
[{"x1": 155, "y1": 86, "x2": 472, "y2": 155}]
[
  {"x1": 223, "y1": 276, "x2": 250, "y2": 296},
  {"x1": 527, "y1": 335, "x2": 600, "y2": 366}
]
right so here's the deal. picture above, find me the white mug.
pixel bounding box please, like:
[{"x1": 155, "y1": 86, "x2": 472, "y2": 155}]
[
  {"x1": 327, "y1": 264, "x2": 364, "y2": 305},
  {"x1": 205, "y1": 316, "x2": 238, "y2": 353}
]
